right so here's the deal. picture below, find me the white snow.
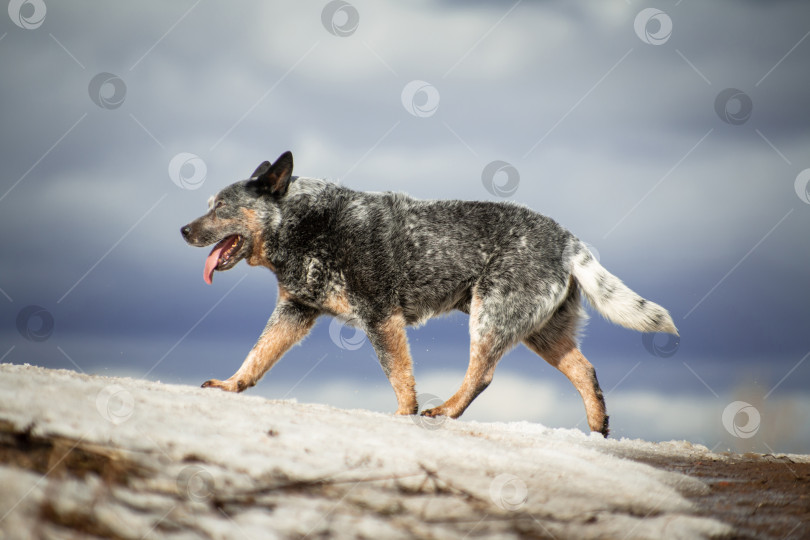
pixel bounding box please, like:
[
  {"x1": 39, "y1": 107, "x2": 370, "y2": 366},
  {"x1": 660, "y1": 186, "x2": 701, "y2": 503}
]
[{"x1": 0, "y1": 363, "x2": 736, "y2": 539}]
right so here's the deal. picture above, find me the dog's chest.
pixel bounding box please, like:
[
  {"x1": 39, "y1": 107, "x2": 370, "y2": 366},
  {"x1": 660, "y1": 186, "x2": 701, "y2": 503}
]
[{"x1": 280, "y1": 256, "x2": 354, "y2": 317}]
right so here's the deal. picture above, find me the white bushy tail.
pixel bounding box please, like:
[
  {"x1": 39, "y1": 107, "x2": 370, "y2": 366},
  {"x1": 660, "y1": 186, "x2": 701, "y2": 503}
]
[{"x1": 570, "y1": 241, "x2": 678, "y2": 335}]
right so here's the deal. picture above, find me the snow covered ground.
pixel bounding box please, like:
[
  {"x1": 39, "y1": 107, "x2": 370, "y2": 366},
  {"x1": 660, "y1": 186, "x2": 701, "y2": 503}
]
[{"x1": 0, "y1": 363, "x2": 773, "y2": 539}]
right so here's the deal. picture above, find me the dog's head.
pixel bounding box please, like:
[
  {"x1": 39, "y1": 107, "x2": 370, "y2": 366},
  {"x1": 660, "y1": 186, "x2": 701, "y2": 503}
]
[{"x1": 181, "y1": 151, "x2": 294, "y2": 284}]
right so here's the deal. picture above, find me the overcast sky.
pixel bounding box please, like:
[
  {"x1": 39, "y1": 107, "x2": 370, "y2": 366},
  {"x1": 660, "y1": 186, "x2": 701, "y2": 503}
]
[{"x1": 1, "y1": 1, "x2": 809, "y2": 450}]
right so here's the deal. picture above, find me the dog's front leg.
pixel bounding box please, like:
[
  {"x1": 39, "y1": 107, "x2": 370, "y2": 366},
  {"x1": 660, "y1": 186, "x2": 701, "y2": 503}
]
[
  {"x1": 202, "y1": 300, "x2": 318, "y2": 392},
  {"x1": 365, "y1": 312, "x2": 418, "y2": 415}
]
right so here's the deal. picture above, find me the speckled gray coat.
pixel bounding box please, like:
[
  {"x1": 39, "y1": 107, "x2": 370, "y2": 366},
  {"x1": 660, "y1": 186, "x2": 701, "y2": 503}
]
[{"x1": 182, "y1": 151, "x2": 678, "y2": 436}]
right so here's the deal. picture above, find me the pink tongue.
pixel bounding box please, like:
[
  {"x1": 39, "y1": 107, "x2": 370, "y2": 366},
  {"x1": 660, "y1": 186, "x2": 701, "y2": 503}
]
[{"x1": 203, "y1": 241, "x2": 230, "y2": 285}]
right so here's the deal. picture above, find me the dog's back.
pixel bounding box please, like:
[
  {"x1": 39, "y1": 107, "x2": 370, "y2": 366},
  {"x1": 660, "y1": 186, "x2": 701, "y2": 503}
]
[
  {"x1": 280, "y1": 180, "x2": 675, "y2": 336},
  {"x1": 280, "y1": 180, "x2": 573, "y2": 322}
]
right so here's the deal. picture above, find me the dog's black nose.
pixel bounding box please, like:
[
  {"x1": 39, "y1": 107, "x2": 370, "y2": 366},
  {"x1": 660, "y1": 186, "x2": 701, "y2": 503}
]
[{"x1": 181, "y1": 225, "x2": 191, "y2": 239}]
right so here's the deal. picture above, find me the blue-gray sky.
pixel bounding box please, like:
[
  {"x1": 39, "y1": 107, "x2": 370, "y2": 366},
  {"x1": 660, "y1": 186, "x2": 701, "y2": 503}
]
[{"x1": 1, "y1": 1, "x2": 809, "y2": 451}]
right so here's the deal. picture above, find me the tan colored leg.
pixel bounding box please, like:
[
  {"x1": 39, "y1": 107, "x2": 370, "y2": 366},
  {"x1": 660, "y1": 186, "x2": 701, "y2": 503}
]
[
  {"x1": 421, "y1": 334, "x2": 500, "y2": 419},
  {"x1": 525, "y1": 336, "x2": 609, "y2": 437},
  {"x1": 422, "y1": 292, "x2": 506, "y2": 419},
  {"x1": 202, "y1": 301, "x2": 316, "y2": 392},
  {"x1": 367, "y1": 312, "x2": 418, "y2": 415}
]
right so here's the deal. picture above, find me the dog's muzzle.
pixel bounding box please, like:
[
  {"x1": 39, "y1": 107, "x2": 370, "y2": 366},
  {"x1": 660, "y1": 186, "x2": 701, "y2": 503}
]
[{"x1": 181, "y1": 224, "x2": 203, "y2": 246}]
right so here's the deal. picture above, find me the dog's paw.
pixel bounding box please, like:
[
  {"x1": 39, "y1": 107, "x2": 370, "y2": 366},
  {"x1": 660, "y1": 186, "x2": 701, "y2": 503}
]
[
  {"x1": 420, "y1": 406, "x2": 448, "y2": 418},
  {"x1": 201, "y1": 379, "x2": 227, "y2": 390},
  {"x1": 201, "y1": 379, "x2": 243, "y2": 392},
  {"x1": 599, "y1": 415, "x2": 610, "y2": 438}
]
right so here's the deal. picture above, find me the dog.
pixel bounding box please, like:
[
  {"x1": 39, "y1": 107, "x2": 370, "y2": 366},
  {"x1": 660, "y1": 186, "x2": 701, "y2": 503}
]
[{"x1": 181, "y1": 151, "x2": 678, "y2": 437}]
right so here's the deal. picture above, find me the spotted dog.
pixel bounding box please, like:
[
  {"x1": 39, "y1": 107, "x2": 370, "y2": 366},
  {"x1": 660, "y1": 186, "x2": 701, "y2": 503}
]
[{"x1": 180, "y1": 151, "x2": 678, "y2": 437}]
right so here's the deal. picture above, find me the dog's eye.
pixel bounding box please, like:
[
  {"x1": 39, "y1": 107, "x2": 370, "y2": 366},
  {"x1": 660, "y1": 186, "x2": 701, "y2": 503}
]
[{"x1": 215, "y1": 200, "x2": 225, "y2": 209}]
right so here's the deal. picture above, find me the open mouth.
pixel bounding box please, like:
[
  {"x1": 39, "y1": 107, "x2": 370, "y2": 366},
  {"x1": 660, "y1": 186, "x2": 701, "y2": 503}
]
[{"x1": 203, "y1": 235, "x2": 244, "y2": 285}]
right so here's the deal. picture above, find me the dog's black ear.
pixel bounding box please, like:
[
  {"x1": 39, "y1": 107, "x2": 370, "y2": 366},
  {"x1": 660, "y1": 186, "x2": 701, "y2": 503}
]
[
  {"x1": 251, "y1": 151, "x2": 294, "y2": 196},
  {"x1": 250, "y1": 161, "x2": 271, "y2": 180}
]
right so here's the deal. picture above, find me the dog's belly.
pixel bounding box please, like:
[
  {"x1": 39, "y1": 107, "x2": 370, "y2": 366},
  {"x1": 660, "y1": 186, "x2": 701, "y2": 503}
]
[{"x1": 400, "y1": 282, "x2": 472, "y2": 327}]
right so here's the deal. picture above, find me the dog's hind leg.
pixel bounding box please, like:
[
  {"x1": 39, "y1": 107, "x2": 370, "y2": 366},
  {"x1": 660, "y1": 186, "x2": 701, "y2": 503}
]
[
  {"x1": 202, "y1": 297, "x2": 317, "y2": 392},
  {"x1": 524, "y1": 332, "x2": 609, "y2": 437},
  {"x1": 522, "y1": 277, "x2": 609, "y2": 436},
  {"x1": 421, "y1": 292, "x2": 512, "y2": 419},
  {"x1": 366, "y1": 312, "x2": 419, "y2": 415},
  {"x1": 421, "y1": 268, "x2": 572, "y2": 420},
  {"x1": 421, "y1": 329, "x2": 506, "y2": 420}
]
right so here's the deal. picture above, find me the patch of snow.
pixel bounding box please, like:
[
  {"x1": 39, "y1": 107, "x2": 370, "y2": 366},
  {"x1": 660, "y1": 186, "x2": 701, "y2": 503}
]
[{"x1": 0, "y1": 363, "x2": 735, "y2": 539}]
